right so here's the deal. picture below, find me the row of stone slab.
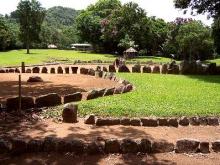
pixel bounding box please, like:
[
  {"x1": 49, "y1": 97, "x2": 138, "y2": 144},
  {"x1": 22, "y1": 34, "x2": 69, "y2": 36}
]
[
  {"x1": 1, "y1": 137, "x2": 220, "y2": 155},
  {"x1": 84, "y1": 115, "x2": 219, "y2": 127}
]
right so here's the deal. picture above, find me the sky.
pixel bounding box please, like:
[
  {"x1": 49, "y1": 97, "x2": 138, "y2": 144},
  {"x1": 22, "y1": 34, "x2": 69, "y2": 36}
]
[{"x1": 0, "y1": 0, "x2": 213, "y2": 26}]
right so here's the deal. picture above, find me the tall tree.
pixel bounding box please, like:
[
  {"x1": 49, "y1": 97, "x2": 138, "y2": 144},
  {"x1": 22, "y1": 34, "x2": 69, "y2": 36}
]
[{"x1": 17, "y1": 0, "x2": 45, "y2": 54}]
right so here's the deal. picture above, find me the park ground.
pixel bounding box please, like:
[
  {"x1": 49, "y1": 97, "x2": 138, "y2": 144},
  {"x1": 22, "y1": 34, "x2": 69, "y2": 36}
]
[{"x1": 0, "y1": 49, "x2": 220, "y2": 67}]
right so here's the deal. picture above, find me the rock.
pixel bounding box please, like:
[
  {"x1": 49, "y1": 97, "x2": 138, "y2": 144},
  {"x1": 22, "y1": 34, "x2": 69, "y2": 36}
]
[
  {"x1": 69, "y1": 139, "x2": 85, "y2": 154},
  {"x1": 212, "y1": 141, "x2": 220, "y2": 152},
  {"x1": 118, "y1": 65, "x2": 130, "y2": 73},
  {"x1": 121, "y1": 118, "x2": 130, "y2": 126},
  {"x1": 168, "y1": 118, "x2": 178, "y2": 127},
  {"x1": 105, "y1": 139, "x2": 120, "y2": 153},
  {"x1": 50, "y1": 68, "x2": 55, "y2": 74},
  {"x1": 11, "y1": 138, "x2": 27, "y2": 155},
  {"x1": 96, "y1": 118, "x2": 110, "y2": 126},
  {"x1": 109, "y1": 118, "x2": 121, "y2": 125},
  {"x1": 27, "y1": 76, "x2": 43, "y2": 83},
  {"x1": 84, "y1": 114, "x2": 96, "y2": 124},
  {"x1": 32, "y1": 67, "x2": 40, "y2": 73},
  {"x1": 15, "y1": 68, "x2": 20, "y2": 73},
  {"x1": 87, "y1": 89, "x2": 105, "y2": 100},
  {"x1": 35, "y1": 93, "x2": 62, "y2": 108},
  {"x1": 9, "y1": 69, "x2": 15, "y2": 73},
  {"x1": 109, "y1": 65, "x2": 116, "y2": 72},
  {"x1": 87, "y1": 141, "x2": 104, "y2": 155},
  {"x1": 143, "y1": 66, "x2": 152, "y2": 73},
  {"x1": 132, "y1": 65, "x2": 141, "y2": 73},
  {"x1": 96, "y1": 66, "x2": 101, "y2": 71},
  {"x1": 103, "y1": 66, "x2": 108, "y2": 72},
  {"x1": 123, "y1": 84, "x2": 133, "y2": 93},
  {"x1": 158, "y1": 118, "x2": 169, "y2": 126},
  {"x1": 88, "y1": 68, "x2": 95, "y2": 76},
  {"x1": 62, "y1": 103, "x2": 78, "y2": 123},
  {"x1": 65, "y1": 67, "x2": 69, "y2": 74},
  {"x1": 130, "y1": 118, "x2": 141, "y2": 126},
  {"x1": 6, "y1": 96, "x2": 35, "y2": 111},
  {"x1": 175, "y1": 139, "x2": 200, "y2": 153},
  {"x1": 43, "y1": 137, "x2": 58, "y2": 152},
  {"x1": 26, "y1": 69, "x2": 32, "y2": 73},
  {"x1": 179, "y1": 117, "x2": 189, "y2": 126},
  {"x1": 200, "y1": 142, "x2": 210, "y2": 153},
  {"x1": 121, "y1": 139, "x2": 139, "y2": 153},
  {"x1": 189, "y1": 117, "x2": 200, "y2": 126},
  {"x1": 0, "y1": 69, "x2": 6, "y2": 73},
  {"x1": 57, "y1": 67, "x2": 63, "y2": 74},
  {"x1": 141, "y1": 118, "x2": 158, "y2": 127},
  {"x1": 114, "y1": 86, "x2": 124, "y2": 94},
  {"x1": 41, "y1": 67, "x2": 48, "y2": 73},
  {"x1": 63, "y1": 92, "x2": 82, "y2": 104},
  {"x1": 71, "y1": 67, "x2": 78, "y2": 74},
  {"x1": 207, "y1": 117, "x2": 219, "y2": 126},
  {"x1": 104, "y1": 88, "x2": 115, "y2": 96},
  {"x1": 152, "y1": 141, "x2": 174, "y2": 153},
  {"x1": 80, "y1": 67, "x2": 89, "y2": 74},
  {"x1": 152, "y1": 66, "x2": 160, "y2": 74},
  {"x1": 161, "y1": 64, "x2": 168, "y2": 74},
  {"x1": 27, "y1": 139, "x2": 43, "y2": 153},
  {"x1": 137, "y1": 139, "x2": 152, "y2": 153},
  {"x1": 56, "y1": 139, "x2": 73, "y2": 153},
  {"x1": 0, "y1": 139, "x2": 11, "y2": 154},
  {"x1": 199, "y1": 117, "x2": 208, "y2": 126}
]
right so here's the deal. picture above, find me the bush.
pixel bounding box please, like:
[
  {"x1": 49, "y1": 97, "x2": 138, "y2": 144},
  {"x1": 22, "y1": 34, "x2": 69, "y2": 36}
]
[{"x1": 139, "y1": 49, "x2": 147, "y2": 56}]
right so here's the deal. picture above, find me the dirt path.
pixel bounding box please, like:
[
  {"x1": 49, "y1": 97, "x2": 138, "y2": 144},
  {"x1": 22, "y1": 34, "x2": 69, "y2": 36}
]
[{"x1": 0, "y1": 73, "x2": 120, "y2": 104}]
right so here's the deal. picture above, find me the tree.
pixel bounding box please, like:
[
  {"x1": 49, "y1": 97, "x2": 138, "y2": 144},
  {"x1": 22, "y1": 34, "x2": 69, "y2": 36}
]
[
  {"x1": 212, "y1": 18, "x2": 220, "y2": 55},
  {"x1": 17, "y1": 0, "x2": 45, "y2": 54}
]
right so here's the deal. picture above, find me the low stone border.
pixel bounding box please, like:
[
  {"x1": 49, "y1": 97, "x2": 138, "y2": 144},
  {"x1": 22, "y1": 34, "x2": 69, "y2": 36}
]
[
  {"x1": 84, "y1": 115, "x2": 220, "y2": 127},
  {"x1": 0, "y1": 137, "x2": 220, "y2": 155}
]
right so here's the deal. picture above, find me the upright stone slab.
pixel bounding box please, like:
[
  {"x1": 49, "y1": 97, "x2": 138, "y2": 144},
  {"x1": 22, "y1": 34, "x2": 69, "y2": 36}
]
[
  {"x1": 80, "y1": 68, "x2": 89, "y2": 74},
  {"x1": 41, "y1": 67, "x2": 48, "y2": 74},
  {"x1": 109, "y1": 65, "x2": 116, "y2": 72},
  {"x1": 57, "y1": 67, "x2": 63, "y2": 74},
  {"x1": 132, "y1": 65, "x2": 141, "y2": 73},
  {"x1": 63, "y1": 92, "x2": 82, "y2": 104},
  {"x1": 62, "y1": 103, "x2": 78, "y2": 123},
  {"x1": 175, "y1": 139, "x2": 200, "y2": 153},
  {"x1": 143, "y1": 66, "x2": 151, "y2": 73},
  {"x1": 6, "y1": 96, "x2": 34, "y2": 111},
  {"x1": 152, "y1": 65, "x2": 160, "y2": 74},
  {"x1": 26, "y1": 69, "x2": 32, "y2": 73},
  {"x1": 50, "y1": 68, "x2": 55, "y2": 74},
  {"x1": 65, "y1": 67, "x2": 70, "y2": 74},
  {"x1": 118, "y1": 65, "x2": 130, "y2": 73},
  {"x1": 71, "y1": 67, "x2": 78, "y2": 74},
  {"x1": 161, "y1": 64, "x2": 168, "y2": 74},
  {"x1": 35, "y1": 93, "x2": 62, "y2": 108},
  {"x1": 32, "y1": 67, "x2": 40, "y2": 73}
]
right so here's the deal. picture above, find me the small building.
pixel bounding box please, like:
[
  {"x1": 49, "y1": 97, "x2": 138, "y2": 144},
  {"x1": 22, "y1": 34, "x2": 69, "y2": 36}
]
[
  {"x1": 71, "y1": 43, "x2": 92, "y2": 51},
  {"x1": 123, "y1": 47, "x2": 138, "y2": 59},
  {"x1": 48, "y1": 44, "x2": 57, "y2": 49}
]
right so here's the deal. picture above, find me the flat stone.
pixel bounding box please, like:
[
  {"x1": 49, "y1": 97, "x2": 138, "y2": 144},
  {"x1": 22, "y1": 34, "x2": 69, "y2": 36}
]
[
  {"x1": 63, "y1": 92, "x2": 82, "y2": 104},
  {"x1": 130, "y1": 118, "x2": 141, "y2": 126},
  {"x1": 121, "y1": 139, "x2": 139, "y2": 153},
  {"x1": 120, "y1": 118, "x2": 130, "y2": 126},
  {"x1": 152, "y1": 141, "x2": 174, "y2": 153},
  {"x1": 158, "y1": 118, "x2": 169, "y2": 126},
  {"x1": 141, "y1": 118, "x2": 158, "y2": 127},
  {"x1": 84, "y1": 114, "x2": 96, "y2": 125},
  {"x1": 6, "y1": 96, "x2": 35, "y2": 111},
  {"x1": 179, "y1": 117, "x2": 189, "y2": 126},
  {"x1": 96, "y1": 118, "x2": 110, "y2": 126},
  {"x1": 105, "y1": 139, "x2": 120, "y2": 153},
  {"x1": 137, "y1": 139, "x2": 152, "y2": 153},
  {"x1": 175, "y1": 139, "x2": 200, "y2": 153},
  {"x1": 27, "y1": 76, "x2": 43, "y2": 83},
  {"x1": 212, "y1": 141, "x2": 220, "y2": 152},
  {"x1": 35, "y1": 93, "x2": 62, "y2": 108},
  {"x1": 200, "y1": 142, "x2": 210, "y2": 153}
]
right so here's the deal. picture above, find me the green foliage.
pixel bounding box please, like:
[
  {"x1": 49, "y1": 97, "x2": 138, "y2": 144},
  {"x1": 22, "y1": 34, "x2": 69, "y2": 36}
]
[
  {"x1": 0, "y1": 17, "x2": 13, "y2": 50},
  {"x1": 212, "y1": 18, "x2": 220, "y2": 54},
  {"x1": 17, "y1": 0, "x2": 46, "y2": 53}
]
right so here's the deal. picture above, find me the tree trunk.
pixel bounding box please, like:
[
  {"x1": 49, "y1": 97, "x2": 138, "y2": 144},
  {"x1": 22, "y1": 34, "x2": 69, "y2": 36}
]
[{"x1": 26, "y1": 42, "x2": 30, "y2": 54}]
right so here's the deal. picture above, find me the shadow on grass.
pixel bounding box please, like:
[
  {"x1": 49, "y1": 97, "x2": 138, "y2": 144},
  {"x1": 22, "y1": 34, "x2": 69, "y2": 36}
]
[{"x1": 185, "y1": 75, "x2": 220, "y2": 84}]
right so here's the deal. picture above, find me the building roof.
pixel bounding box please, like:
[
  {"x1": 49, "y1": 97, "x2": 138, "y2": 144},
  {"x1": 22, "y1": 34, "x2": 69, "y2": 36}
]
[
  {"x1": 125, "y1": 47, "x2": 137, "y2": 53},
  {"x1": 71, "y1": 43, "x2": 92, "y2": 47}
]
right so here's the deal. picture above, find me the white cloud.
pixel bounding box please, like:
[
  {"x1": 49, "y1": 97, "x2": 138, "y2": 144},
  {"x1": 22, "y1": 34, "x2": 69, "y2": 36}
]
[{"x1": 0, "y1": 0, "x2": 213, "y2": 25}]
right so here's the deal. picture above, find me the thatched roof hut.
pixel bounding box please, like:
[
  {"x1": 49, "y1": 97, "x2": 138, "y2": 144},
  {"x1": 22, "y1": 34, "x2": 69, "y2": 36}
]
[{"x1": 123, "y1": 47, "x2": 138, "y2": 59}]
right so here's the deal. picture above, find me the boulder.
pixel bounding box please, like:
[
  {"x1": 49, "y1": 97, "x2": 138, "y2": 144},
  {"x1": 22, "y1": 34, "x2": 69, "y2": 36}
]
[
  {"x1": 161, "y1": 64, "x2": 168, "y2": 74},
  {"x1": 27, "y1": 139, "x2": 43, "y2": 153},
  {"x1": 57, "y1": 67, "x2": 63, "y2": 74},
  {"x1": 121, "y1": 139, "x2": 138, "y2": 153},
  {"x1": 152, "y1": 65, "x2": 160, "y2": 74},
  {"x1": 141, "y1": 118, "x2": 158, "y2": 127},
  {"x1": 0, "y1": 139, "x2": 11, "y2": 154},
  {"x1": 114, "y1": 86, "x2": 124, "y2": 94},
  {"x1": 71, "y1": 67, "x2": 78, "y2": 74},
  {"x1": 130, "y1": 118, "x2": 141, "y2": 126},
  {"x1": 123, "y1": 84, "x2": 133, "y2": 93},
  {"x1": 132, "y1": 65, "x2": 141, "y2": 73},
  {"x1": 137, "y1": 139, "x2": 152, "y2": 153},
  {"x1": 207, "y1": 117, "x2": 219, "y2": 126},
  {"x1": 84, "y1": 114, "x2": 96, "y2": 125},
  {"x1": 63, "y1": 92, "x2": 82, "y2": 104},
  {"x1": 143, "y1": 66, "x2": 151, "y2": 73},
  {"x1": 120, "y1": 118, "x2": 130, "y2": 126},
  {"x1": 118, "y1": 65, "x2": 130, "y2": 73},
  {"x1": 62, "y1": 103, "x2": 78, "y2": 123},
  {"x1": 80, "y1": 67, "x2": 89, "y2": 74},
  {"x1": 212, "y1": 141, "x2": 220, "y2": 152},
  {"x1": 158, "y1": 118, "x2": 169, "y2": 126},
  {"x1": 179, "y1": 117, "x2": 189, "y2": 126},
  {"x1": 27, "y1": 76, "x2": 43, "y2": 83},
  {"x1": 32, "y1": 67, "x2": 40, "y2": 73},
  {"x1": 105, "y1": 139, "x2": 120, "y2": 153},
  {"x1": 189, "y1": 117, "x2": 200, "y2": 126},
  {"x1": 87, "y1": 141, "x2": 104, "y2": 155},
  {"x1": 65, "y1": 67, "x2": 69, "y2": 74},
  {"x1": 11, "y1": 138, "x2": 27, "y2": 155},
  {"x1": 109, "y1": 65, "x2": 116, "y2": 72},
  {"x1": 104, "y1": 88, "x2": 115, "y2": 96},
  {"x1": 50, "y1": 68, "x2": 55, "y2": 74},
  {"x1": 152, "y1": 141, "x2": 174, "y2": 153},
  {"x1": 41, "y1": 67, "x2": 48, "y2": 73},
  {"x1": 168, "y1": 118, "x2": 178, "y2": 127},
  {"x1": 175, "y1": 139, "x2": 200, "y2": 153},
  {"x1": 88, "y1": 68, "x2": 95, "y2": 76},
  {"x1": 35, "y1": 93, "x2": 62, "y2": 108},
  {"x1": 199, "y1": 141, "x2": 210, "y2": 153},
  {"x1": 6, "y1": 96, "x2": 34, "y2": 111}
]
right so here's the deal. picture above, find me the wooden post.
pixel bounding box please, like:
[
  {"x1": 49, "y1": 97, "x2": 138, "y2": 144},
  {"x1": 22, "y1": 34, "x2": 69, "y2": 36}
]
[
  {"x1": 21, "y1": 62, "x2": 25, "y2": 73},
  {"x1": 18, "y1": 74, "x2": 21, "y2": 112}
]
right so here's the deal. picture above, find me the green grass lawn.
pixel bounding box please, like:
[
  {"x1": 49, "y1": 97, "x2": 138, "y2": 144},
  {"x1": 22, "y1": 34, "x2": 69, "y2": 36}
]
[
  {"x1": 43, "y1": 73, "x2": 220, "y2": 118},
  {"x1": 0, "y1": 49, "x2": 172, "y2": 67},
  {"x1": 78, "y1": 74, "x2": 220, "y2": 117}
]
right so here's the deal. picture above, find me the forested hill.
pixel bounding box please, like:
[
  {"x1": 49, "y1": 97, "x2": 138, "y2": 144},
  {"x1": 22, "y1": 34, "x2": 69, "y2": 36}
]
[{"x1": 45, "y1": 6, "x2": 81, "y2": 28}]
